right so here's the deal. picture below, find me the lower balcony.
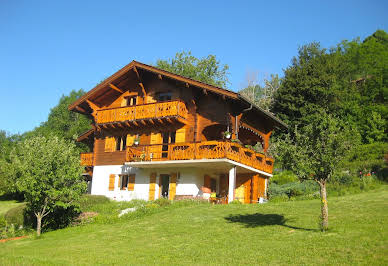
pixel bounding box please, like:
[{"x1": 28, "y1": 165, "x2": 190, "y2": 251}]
[
  {"x1": 80, "y1": 152, "x2": 94, "y2": 166},
  {"x1": 126, "y1": 141, "x2": 274, "y2": 174}
]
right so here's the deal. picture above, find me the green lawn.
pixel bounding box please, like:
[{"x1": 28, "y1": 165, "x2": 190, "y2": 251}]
[
  {"x1": 1, "y1": 187, "x2": 387, "y2": 265},
  {"x1": 0, "y1": 199, "x2": 23, "y2": 216}
]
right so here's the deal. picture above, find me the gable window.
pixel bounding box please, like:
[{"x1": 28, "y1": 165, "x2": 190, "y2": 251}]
[
  {"x1": 126, "y1": 96, "x2": 137, "y2": 106},
  {"x1": 116, "y1": 136, "x2": 127, "y2": 151},
  {"x1": 157, "y1": 92, "x2": 172, "y2": 102}
]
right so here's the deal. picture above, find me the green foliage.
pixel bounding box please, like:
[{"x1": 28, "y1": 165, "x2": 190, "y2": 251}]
[
  {"x1": 153, "y1": 197, "x2": 171, "y2": 207},
  {"x1": 271, "y1": 170, "x2": 299, "y2": 185},
  {"x1": 156, "y1": 51, "x2": 230, "y2": 88},
  {"x1": 275, "y1": 111, "x2": 358, "y2": 183},
  {"x1": 272, "y1": 30, "x2": 388, "y2": 144},
  {"x1": 23, "y1": 89, "x2": 91, "y2": 150},
  {"x1": 4, "y1": 204, "x2": 26, "y2": 226},
  {"x1": 8, "y1": 135, "x2": 86, "y2": 234},
  {"x1": 239, "y1": 74, "x2": 280, "y2": 110},
  {"x1": 268, "y1": 180, "x2": 319, "y2": 199}
]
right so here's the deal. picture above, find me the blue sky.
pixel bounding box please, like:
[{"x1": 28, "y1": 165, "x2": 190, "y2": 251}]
[{"x1": 0, "y1": 0, "x2": 387, "y2": 134}]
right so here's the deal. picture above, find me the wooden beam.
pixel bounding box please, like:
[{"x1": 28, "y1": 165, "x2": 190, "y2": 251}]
[
  {"x1": 133, "y1": 66, "x2": 141, "y2": 81},
  {"x1": 203, "y1": 88, "x2": 208, "y2": 95},
  {"x1": 125, "y1": 121, "x2": 131, "y2": 127},
  {"x1": 103, "y1": 124, "x2": 109, "y2": 129},
  {"x1": 117, "y1": 123, "x2": 124, "y2": 128},
  {"x1": 158, "y1": 74, "x2": 163, "y2": 80},
  {"x1": 176, "y1": 117, "x2": 188, "y2": 125},
  {"x1": 133, "y1": 121, "x2": 139, "y2": 127},
  {"x1": 185, "y1": 82, "x2": 189, "y2": 88},
  {"x1": 140, "y1": 120, "x2": 147, "y2": 126},
  {"x1": 75, "y1": 106, "x2": 87, "y2": 113},
  {"x1": 139, "y1": 82, "x2": 146, "y2": 96},
  {"x1": 86, "y1": 100, "x2": 99, "y2": 111},
  {"x1": 148, "y1": 119, "x2": 155, "y2": 125},
  {"x1": 109, "y1": 83, "x2": 124, "y2": 94},
  {"x1": 166, "y1": 118, "x2": 172, "y2": 124},
  {"x1": 157, "y1": 118, "x2": 164, "y2": 125}
]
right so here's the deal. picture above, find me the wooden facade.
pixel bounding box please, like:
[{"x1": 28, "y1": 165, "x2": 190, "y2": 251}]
[{"x1": 71, "y1": 61, "x2": 286, "y2": 203}]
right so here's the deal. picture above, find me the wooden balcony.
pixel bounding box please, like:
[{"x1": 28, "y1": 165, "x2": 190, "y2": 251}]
[
  {"x1": 126, "y1": 141, "x2": 274, "y2": 174},
  {"x1": 95, "y1": 100, "x2": 188, "y2": 125},
  {"x1": 80, "y1": 152, "x2": 94, "y2": 166}
]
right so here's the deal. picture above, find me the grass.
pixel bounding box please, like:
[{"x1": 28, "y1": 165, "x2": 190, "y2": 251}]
[
  {"x1": 0, "y1": 187, "x2": 387, "y2": 265},
  {"x1": 0, "y1": 199, "x2": 23, "y2": 216}
]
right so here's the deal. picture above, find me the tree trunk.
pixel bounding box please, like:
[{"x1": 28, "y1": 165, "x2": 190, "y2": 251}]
[
  {"x1": 319, "y1": 181, "x2": 329, "y2": 231},
  {"x1": 36, "y1": 214, "x2": 42, "y2": 236}
]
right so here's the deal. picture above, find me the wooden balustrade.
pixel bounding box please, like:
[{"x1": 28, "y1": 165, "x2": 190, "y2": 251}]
[
  {"x1": 126, "y1": 141, "x2": 274, "y2": 174},
  {"x1": 80, "y1": 152, "x2": 94, "y2": 166},
  {"x1": 96, "y1": 100, "x2": 188, "y2": 124}
]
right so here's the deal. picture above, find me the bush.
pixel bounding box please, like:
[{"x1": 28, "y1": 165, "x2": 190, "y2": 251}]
[
  {"x1": 268, "y1": 180, "x2": 319, "y2": 199},
  {"x1": 79, "y1": 195, "x2": 111, "y2": 211},
  {"x1": 4, "y1": 204, "x2": 26, "y2": 226},
  {"x1": 153, "y1": 198, "x2": 171, "y2": 207},
  {"x1": 271, "y1": 170, "x2": 299, "y2": 185}
]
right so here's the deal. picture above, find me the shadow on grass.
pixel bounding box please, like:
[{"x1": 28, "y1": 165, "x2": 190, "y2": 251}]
[{"x1": 224, "y1": 213, "x2": 318, "y2": 232}]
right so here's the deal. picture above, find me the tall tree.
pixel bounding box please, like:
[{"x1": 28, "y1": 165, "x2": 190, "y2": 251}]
[
  {"x1": 9, "y1": 135, "x2": 86, "y2": 236},
  {"x1": 272, "y1": 30, "x2": 388, "y2": 144},
  {"x1": 24, "y1": 89, "x2": 91, "y2": 149},
  {"x1": 156, "y1": 51, "x2": 230, "y2": 88},
  {"x1": 274, "y1": 111, "x2": 357, "y2": 231}
]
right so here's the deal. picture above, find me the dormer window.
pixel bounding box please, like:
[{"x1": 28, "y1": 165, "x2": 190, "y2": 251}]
[
  {"x1": 124, "y1": 96, "x2": 137, "y2": 106},
  {"x1": 157, "y1": 92, "x2": 172, "y2": 101}
]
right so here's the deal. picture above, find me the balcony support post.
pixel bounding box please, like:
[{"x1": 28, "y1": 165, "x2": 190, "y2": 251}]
[{"x1": 228, "y1": 166, "x2": 236, "y2": 203}]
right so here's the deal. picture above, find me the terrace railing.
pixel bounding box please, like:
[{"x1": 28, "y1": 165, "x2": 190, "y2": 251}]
[
  {"x1": 126, "y1": 141, "x2": 274, "y2": 174},
  {"x1": 95, "y1": 100, "x2": 188, "y2": 124}
]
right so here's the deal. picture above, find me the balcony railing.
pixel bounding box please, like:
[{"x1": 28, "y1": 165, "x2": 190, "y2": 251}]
[
  {"x1": 126, "y1": 141, "x2": 274, "y2": 174},
  {"x1": 80, "y1": 152, "x2": 94, "y2": 166},
  {"x1": 96, "y1": 100, "x2": 188, "y2": 124}
]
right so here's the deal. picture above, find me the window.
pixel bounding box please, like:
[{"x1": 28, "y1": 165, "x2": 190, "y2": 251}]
[
  {"x1": 120, "y1": 175, "x2": 129, "y2": 190},
  {"x1": 126, "y1": 96, "x2": 137, "y2": 106},
  {"x1": 162, "y1": 131, "x2": 176, "y2": 158},
  {"x1": 210, "y1": 178, "x2": 217, "y2": 193},
  {"x1": 115, "y1": 136, "x2": 127, "y2": 151},
  {"x1": 157, "y1": 92, "x2": 172, "y2": 101}
]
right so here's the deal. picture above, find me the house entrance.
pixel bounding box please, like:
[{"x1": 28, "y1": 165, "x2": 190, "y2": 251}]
[{"x1": 160, "y1": 174, "x2": 170, "y2": 198}]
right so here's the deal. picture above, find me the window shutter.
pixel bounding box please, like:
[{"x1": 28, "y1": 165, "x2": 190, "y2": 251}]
[
  {"x1": 105, "y1": 136, "x2": 115, "y2": 152},
  {"x1": 176, "y1": 127, "x2": 186, "y2": 143},
  {"x1": 108, "y1": 174, "x2": 115, "y2": 191},
  {"x1": 128, "y1": 174, "x2": 135, "y2": 191},
  {"x1": 126, "y1": 134, "x2": 135, "y2": 146},
  {"x1": 169, "y1": 173, "x2": 177, "y2": 200},
  {"x1": 203, "y1": 175, "x2": 211, "y2": 193},
  {"x1": 149, "y1": 173, "x2": 156, "y2": 200}
]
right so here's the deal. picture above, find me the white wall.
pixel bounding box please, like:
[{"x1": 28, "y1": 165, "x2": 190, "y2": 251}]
[{"x1": 92, "y1": 165, "x2": 222, "y2": 201}]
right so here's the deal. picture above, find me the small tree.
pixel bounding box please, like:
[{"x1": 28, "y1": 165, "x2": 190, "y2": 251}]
[
  {"x1": 9, "y1": 135, "x2": 86, "y2": 236},
  {"x1": 156, "y1": 51, "x2": 230, "y2": 88},
  {"x1": 275, "y1": 111, "x2": 357, "y2": 231}
]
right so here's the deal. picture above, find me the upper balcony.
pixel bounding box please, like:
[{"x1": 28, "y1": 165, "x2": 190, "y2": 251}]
[
  {"x1": 126, "y1": 141, "x2": 274, "y2": 174},
  {"x1": 95, "y1": 100, "x2": 188, "y2": 126}
]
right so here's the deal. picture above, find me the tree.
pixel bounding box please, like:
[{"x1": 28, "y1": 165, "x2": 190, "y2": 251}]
[
  {"x1": 239, "y1": 73, "x2": 280, "y2": 111},
  {"x1": 24, "y1": 89, "x2": 91, "y2": 149},
  {"x1": 274, "y1": 111, "x2": 357, "y2": 231},
  {"x1": 155, "y1": 51, "x2": 230, "y2": 88},
  {"x1": 9, "y1": 135, "x2": 86, "y2": 236},
  {"x1": 272, "y1": 30, "x2": 388, "y2": 144}
]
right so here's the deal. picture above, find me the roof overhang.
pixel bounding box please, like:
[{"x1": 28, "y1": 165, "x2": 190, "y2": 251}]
[{"x1": 68, "y1": 60, "x2": 287, "y2": 130}]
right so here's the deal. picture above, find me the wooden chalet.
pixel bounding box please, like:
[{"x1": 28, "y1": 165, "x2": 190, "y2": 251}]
[{"x1": 70, "y1": 61, "x2": 287, "y2": 203}]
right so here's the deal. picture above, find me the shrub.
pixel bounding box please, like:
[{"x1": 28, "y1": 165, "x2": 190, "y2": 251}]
[
  {"x1": 153, "y1": 198, "x2": 171, "y2": 207},
  {"x1": 79, "y1": 195, "x2": 111, "y2": 210},
  {"x1": 4, "y1": 204, "x2": 26, "y2": 226},
  {"x1": 271, "y1": 170, "x2": 299, "y2": 185}
]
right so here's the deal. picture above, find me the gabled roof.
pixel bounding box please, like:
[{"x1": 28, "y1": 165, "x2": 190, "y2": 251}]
[{"x1": 68, "y1": 60, "x2": 287, "y2": 129}]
